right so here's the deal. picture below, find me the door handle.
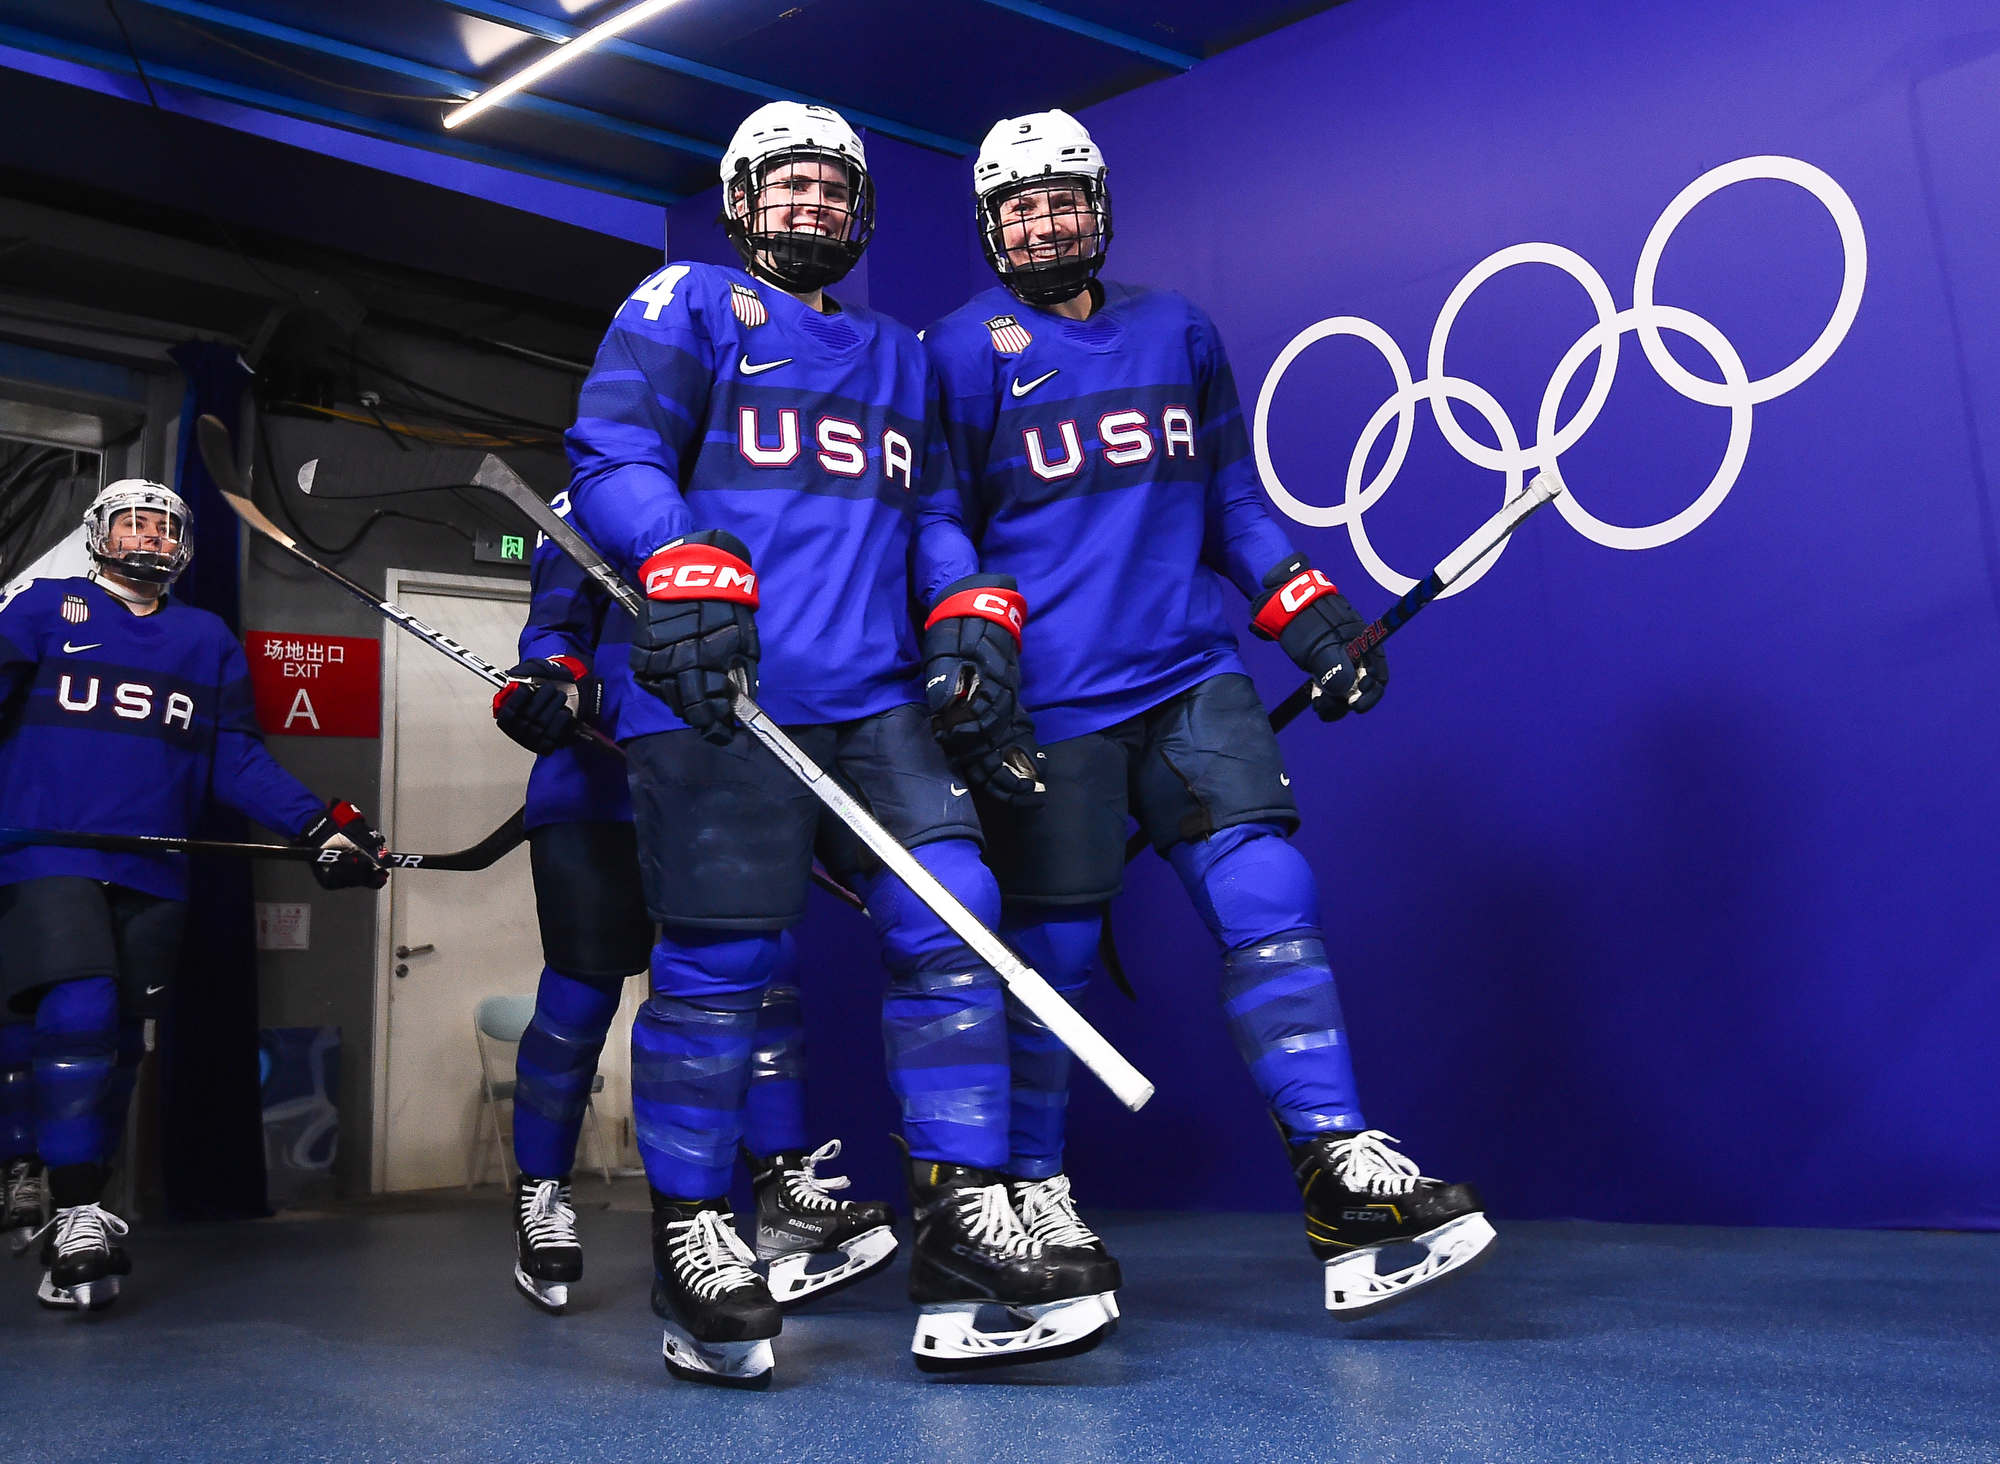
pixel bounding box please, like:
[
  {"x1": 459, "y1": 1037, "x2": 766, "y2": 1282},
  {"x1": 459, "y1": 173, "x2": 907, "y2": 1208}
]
[{"x1": 395, "y1": 943, "x2": 436, "y2": 959}]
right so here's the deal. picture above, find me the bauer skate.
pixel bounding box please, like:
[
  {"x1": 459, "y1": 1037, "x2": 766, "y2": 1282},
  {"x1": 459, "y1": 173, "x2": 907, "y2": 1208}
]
[
  {"x1": 907, "y1": 1159, "x2": 1112, "y2": 1373},
  {"x1": 4, "y1": 1159, "x2": 44, "y2": 1256},
  {"x1": 512, "y1": 1174, "x2": 581, "y2": 1314},
  {"x1": 1291, "y1": 1129, "x2": 1495, "y2": 1318},
  {"x1": 32, "y1": 1202, "x2": 129, "y2": 1312},
  {"x1": 750, "y1": 1139, "x2": 898, "y2": 1307},
  {"x1": 650, "y1": 1196, "x2": 781, "y2": 1389},
  {"x1": 1009, "y1": 1174, "x2": 1122, "y2": 1320}
]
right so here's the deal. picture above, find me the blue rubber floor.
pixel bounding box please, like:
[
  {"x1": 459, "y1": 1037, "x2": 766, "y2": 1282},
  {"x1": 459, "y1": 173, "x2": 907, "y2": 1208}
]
[{"x1": 3, "y1": 1195, "x2": 1996, "y2": 1464}]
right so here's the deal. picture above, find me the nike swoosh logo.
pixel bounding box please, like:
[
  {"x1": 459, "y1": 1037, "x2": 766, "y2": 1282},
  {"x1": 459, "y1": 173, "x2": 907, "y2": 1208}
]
[
  {"x1": 739, "y1": 355, "x2": 793, "y2": 375},
  {"x1": 949, "y1": 785, "x2": 968, "y2": 797},
  {"x1": 62, "y1": 640, "x2": 103, "y2": 653},
  {"x1": 1280, "y1": 773, "x2": 1291, "y2": 786},
  {"x1": 1010, "y1": 369, "x2": 1059, "y2": 398},
  {"x1": 145, "y1": 985, "x2": 166, "y2": 996}
]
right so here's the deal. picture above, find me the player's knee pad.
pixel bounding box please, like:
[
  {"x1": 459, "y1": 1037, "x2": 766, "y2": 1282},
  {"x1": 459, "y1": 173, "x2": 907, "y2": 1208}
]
[
  {"x1": 859, "y1": 838, "x2": 1000, "y2": 977},
  {"x1": 1000, "y1": 906, "x2": 1100, "y2": 998},
  {"x1": 1168, "y1": 821, "x2": 1322, "y2": 952},
  {"x1": 744, "y1": 955, "x2": 807, "y2": 1158},
  {"x1": 513, "y1": 967, "x2": 622, "y2": 1176},
  {"x1": 32, "y1": 976, "x2": 118, "y2": 1167},
  {"x1": 632, "y1": 927, "x2": 780, "y2": 1196},
  {"x1": 0, "y1": 1021, "x2": 32, "y2": 1160},
  {"x1": 882, "y1": 965, "x2": 1009, "y2": 1169},
  {"x1": 1219, "y1": 934, "x2": 1365, "y2": 1137}
]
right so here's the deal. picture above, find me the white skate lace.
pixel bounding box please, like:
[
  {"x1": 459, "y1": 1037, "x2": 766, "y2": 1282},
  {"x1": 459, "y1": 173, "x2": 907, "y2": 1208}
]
[
  {"x1": 28, "y1": 1202, "x2": 129, "y2": 1259},
  {"x1": 519, "y1": 1179, "x2": 578, "y2": 1249},
  {"x1": 781, "y1": 1138, "x2": 853, "y2": 1213},
  {"x1": 3, "y1": 1161, "x2": 33, "y2": 1220},
  {"x1": 1015, "y1": 1175, "x2": 1101, "y2": 1249},
  {"x1": 956, "y1": 1183, "x2": 1042, "y2": 1259},
  {"x1": 671, "y1": 1208, "x2": 764, "y2": 1302},
  {"x1": 1322, "y1": 1130, "x2": 1423, "y2": 1197}
]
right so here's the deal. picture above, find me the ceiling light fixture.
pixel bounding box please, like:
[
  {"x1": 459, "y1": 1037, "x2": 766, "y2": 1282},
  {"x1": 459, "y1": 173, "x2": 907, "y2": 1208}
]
[{"x1": 444, "y1": 0, "x2": 690, "y2": 131}]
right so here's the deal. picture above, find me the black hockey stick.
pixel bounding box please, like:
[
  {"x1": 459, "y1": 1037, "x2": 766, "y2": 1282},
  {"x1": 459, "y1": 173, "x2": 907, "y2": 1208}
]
[
  {"x1": 471, "y1": 453, "x2": 1157, "y2": 1111},
  {"x1": 1098, "y1": 473, "x2": 1566, "y2": 997},
  {"x1": 0, "y1": 806, "x2": 527, "y2": 872}
]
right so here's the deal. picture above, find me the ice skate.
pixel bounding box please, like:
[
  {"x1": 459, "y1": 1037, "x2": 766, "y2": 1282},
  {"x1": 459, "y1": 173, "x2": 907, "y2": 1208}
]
[
  {"x1": 907, "y1": 1159, "x2": 1112, "y2": 1373},
  {"x1": 1009, "y1": 1173, "x2": 1122, "y2": 1320},
  {"x1": 33, "y1": 1202, "x2": 129, "y2": 1312},
  {"x1": 650, "y1": 1196, "x2": 781, "y2": 1389},
  {"x1": 512, "y1": 1174, "x2": 581, "y2": 1314},
  {"x1": 1291, "y1": 1129, "x2": 1495, "y2": 1317},
  {"x1": 4, "y1": 1159, "x2": 44, "y2": 1256},
  {"x1": 750, "y1": 1139, "x2": 897, "y2": 1307}
]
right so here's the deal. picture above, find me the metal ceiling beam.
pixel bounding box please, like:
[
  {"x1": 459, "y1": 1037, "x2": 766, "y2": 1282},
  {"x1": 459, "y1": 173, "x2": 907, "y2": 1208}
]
[
  {"x1": 439, "y1": 0, "x2": 973, "y2": 155},
  {"x1": 0, "y1": 22, "x2": 683, "y2": 205},
  {"x1": 968, "y1": 0, "x2": 1198, "y2": 70},
  {"x1": 132, "y1": 0, "x2": 722, "y2": 160}
]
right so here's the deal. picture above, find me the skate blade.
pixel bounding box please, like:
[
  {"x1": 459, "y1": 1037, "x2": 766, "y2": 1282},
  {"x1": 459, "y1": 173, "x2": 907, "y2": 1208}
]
[
  {"x1": 38, "y1": 1273, "x2": 119, "y2": 1312},
  {"x1": 911, "y1": 1293, "x2": 1112, "y2": 1373},
  {"x1": 661, "y1": 1323, "x2": 775, "y2": 1390},
  {"x1": 1324, "y1": 1212, "x2": 1497, "y2": 1318},
  {"x1": 765, "y1": 1225, "x2": 898, "y2": 1308},
  {"x1": 513, "y1": 1264, "x2": 570, "y2": 1315}
]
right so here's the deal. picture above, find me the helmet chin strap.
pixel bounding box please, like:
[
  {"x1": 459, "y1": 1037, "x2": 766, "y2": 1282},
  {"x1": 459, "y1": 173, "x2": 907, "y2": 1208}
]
[{"x1": 90, "y1": 565, "x2": 166, "y2": 611}]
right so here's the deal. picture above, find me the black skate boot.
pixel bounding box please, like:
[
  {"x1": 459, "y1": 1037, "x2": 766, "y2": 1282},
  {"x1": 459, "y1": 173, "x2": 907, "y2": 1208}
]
[
  {"x1": 4, "y1": 1159, "x2": 44, "y2": 1255},
  {"x1": 33, "y1": 1201, "x2": 129, "y2": 1312},
  {"x1": 750, "y1": 1139, "x2": 898, "y2": 1307},
  {"x1": 1008, "y1": 1174, "x2": 1122, "y2": 1319},
  {"x1": 512, "y1": 1174, "x2": 581, "y2": 1314},
  {"x1": 650, "y1": 1192, "x2": 782, "y2": 1389},
  {"x1": 1290, "y1": 1129, "x2": 1495, "y2": 1317},
  {"x1": 906, "y1": 1158, "x2": 1112, "y2": 1373}
]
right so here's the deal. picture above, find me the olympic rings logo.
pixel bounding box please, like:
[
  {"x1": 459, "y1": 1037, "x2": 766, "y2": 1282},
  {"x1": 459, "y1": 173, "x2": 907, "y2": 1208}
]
[{"x1": 1252, "y1": 156, "x2": 1867, "y2": 598}]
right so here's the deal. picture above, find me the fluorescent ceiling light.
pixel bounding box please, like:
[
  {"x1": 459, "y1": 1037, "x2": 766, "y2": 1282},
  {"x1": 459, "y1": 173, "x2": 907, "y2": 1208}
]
[{"x1": 444, "y1": 0, "x2": 691, "y2": 131}]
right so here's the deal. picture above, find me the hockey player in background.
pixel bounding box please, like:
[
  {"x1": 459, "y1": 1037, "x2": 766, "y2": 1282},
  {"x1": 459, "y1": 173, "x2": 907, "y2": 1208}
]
[
  {"x1": 489, "y1": 523, "x2": 895, "y2": 1315},
  {"x1": 561, "y1": 102, "x2": 1111, "y2": 1386},
  {"x1": 0, "y1": 481, "x2": 387, "y2": 1311},
  {"x1": 921, "y1": 111, "x2": 1496, "y2": 1319}
]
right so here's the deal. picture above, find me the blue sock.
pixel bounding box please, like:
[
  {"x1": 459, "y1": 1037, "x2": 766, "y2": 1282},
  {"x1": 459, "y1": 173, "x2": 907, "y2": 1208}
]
[
  {"x1": 744, "y1": 943, "x2": 808, "y2": 1158},
  {"x1": 998, "y1": 907, "x2": 1100, "y2": 1179},
  {"x1": 33, "y1": 977, "x2": 119, "y2": 1169},
  {"x1": 513, "y1": 966, "x2": 622, "y2": 1180}
]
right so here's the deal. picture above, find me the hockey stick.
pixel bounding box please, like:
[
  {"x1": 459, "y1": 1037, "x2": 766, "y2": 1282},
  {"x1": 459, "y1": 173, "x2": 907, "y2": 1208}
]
[
  {"x1": 0, "y1": 806, "x2": 528, "y2": 872},
  {"x1": 471, "y1": 454, "x2": 1157, "y2": 1113}
]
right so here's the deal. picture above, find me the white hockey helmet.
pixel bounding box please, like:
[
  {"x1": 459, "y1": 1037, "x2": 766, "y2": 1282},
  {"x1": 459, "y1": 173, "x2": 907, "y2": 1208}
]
[
  {"x1": 973, "y1": 110, "x2": 1112, "y2": 307},
  {"x1": 85, "y1": 478, "x2": 193, "y2": 587},
  {"x1": 720, "y1": 101, "x2": 874, "y2": 293}
]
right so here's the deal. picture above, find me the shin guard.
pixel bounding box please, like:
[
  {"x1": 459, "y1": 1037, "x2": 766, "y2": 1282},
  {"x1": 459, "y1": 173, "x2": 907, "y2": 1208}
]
[
  {"x1": 32, "y1": 977, "x2": 119, "y2": 1169},
  {"x1": 998, "y1": 908, "x2": 1100, "y2": 1180},
  {"x1": 744, "y1": 959, "x2": 808, "y2": 1159},
  {"x1": 514, "y1": 966, "x2": 623, "y2": 1179}
]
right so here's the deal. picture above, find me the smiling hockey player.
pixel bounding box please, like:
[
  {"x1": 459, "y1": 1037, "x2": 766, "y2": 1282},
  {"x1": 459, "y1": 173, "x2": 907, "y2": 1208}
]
[
  {"x1": 921, "y1": 111, "x2": 1496, "y2": 1320},
  {"x1": 0, "y1": 481, "x2": 386, "y2": 1311},
  {"x1": 491, "y1": 521, "x2": 895, "y2": 1315},
  {"x1": 562, "y1": 102, "x2": 1111, "y2": 1386}
]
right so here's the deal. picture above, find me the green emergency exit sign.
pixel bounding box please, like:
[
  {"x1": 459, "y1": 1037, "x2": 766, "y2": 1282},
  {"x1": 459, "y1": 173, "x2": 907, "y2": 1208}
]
[{"x1": 473, "y1": 526, "x2": 536, "y2": 566}]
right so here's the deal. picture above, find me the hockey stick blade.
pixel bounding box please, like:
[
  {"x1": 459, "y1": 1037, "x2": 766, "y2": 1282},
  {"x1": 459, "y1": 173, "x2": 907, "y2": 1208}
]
[
  {"x1": 1, "y1": 805, "x2": 527, "y2": 872},
  {"x1": 473, "y1": 455, "x2": 1155, "y2": 1112}
]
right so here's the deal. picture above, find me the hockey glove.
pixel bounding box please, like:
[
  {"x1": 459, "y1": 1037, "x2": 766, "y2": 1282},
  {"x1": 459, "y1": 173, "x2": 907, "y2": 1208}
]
[
  {"x1": 957, "y1": 709, "x2": 1049, "y2": 807},
  {"x1": 923, "y1": 575, "x2": 1045, "y2": 807},
  {"x1": 632, "y1": 530, "x2": 760, "y2": 745},
  {"x1": 491, "y1": 656, "x2": 603, "y2": 756},
  {"x1": 299, "y1": 801, "x2": 389, "y2": 891},
  {"x1": 1250, "y1": 555, "x2": 1389, "y2": 722}
]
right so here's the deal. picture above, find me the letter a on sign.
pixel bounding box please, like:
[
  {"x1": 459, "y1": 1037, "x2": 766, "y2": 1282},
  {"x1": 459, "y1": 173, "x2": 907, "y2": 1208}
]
[{"x1": 285, "y1": 688, "x2": 321, "y2": 731}]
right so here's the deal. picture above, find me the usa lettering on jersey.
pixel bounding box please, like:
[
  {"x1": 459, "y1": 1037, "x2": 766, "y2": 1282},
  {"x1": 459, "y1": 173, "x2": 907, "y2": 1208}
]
[
  {"x1": 1023, "y1": 406, "x2": 1198, "y2": 481},
  {"x1": 735, "y1": 407, "x2": 915, "y2": 489},
  {"x1": 53, "y1": 674, "x2": 197, "y2": 730},
  {"x1": 986, "y1": 315, "x2": 1033, "y2": 355}
]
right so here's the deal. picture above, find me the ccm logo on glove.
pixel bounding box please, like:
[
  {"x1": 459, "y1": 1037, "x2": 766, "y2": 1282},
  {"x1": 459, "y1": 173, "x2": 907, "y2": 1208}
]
[
  {"x1": 641, "y1": 543, "x2": 759, "y2": 604},
  {"x1": 924, "y1": 586, "x2": 1027, "y2": 643},
  {"x1": 1250, "y1": 568, "x2": 1338, "y2": 637}
]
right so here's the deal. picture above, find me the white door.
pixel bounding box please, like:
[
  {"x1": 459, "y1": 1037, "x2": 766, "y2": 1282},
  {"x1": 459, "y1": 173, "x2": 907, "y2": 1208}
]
[{"x1": 372, "y1": 572, "x2": 638, "y2": 1192}]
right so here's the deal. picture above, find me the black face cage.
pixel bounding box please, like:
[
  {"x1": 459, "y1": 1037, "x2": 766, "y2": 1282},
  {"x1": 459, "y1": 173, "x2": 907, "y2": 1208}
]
[
  {"x1": 93, "y1": 507, "x2": 190, "y2": 585},
  {"x1": 722, "y1": 148, "x2": 876, "y2": 294},
  {"x1": 980, "y1": 176, "x2": 1113, "y2": 308}
]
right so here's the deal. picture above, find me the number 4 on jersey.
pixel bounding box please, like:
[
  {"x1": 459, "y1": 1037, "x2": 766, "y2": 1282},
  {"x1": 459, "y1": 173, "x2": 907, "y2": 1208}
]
[{"x1": 625, "y1": 265, "x2": 692, "y2": 322}]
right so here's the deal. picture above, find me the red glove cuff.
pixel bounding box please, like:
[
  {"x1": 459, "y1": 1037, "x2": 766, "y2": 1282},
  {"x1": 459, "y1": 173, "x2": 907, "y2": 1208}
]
[
  {"x1": 1250, "y1": 567, "x2": 1338, "y2": 640},
  {"x1": 547, "y1": 655, "x2": 588, "y2": 681},
  {"x1": 925, "y1": 585, "x2": 1028, "y2": 645},
  {"x1": 327, "y1": 800, "x2": 367, "y2": 832},
  {"x1": 640, "y1": 544, "x2": 759, "y2": 606}
]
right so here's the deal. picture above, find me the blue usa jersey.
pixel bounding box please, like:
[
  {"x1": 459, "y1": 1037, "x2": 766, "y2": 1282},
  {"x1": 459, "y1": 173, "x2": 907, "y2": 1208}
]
[
  {"x1": 566, "y1": 261, "x2": 958, "y2": 736},
  {"x1": 0, "y1": 577, "x2": 325, "y2": 899},
  {"x1": 921, "y1": 283, "x2": 1296, "y2": 742},
  {"x1": 518, "y1": 525, "x2": 632, "y2": 831}
]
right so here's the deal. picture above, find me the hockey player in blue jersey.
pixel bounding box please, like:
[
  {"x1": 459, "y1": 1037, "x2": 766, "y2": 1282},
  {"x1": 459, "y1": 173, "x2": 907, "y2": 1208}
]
[
  {"x1": 562, "y1": 101, "x2": 1111, "y2": 1385},
  {"x1": 921, "y1": 111, "x2": 1496, "y2": 1319},
  {"x1": 490, "y1": 527, "x2": 895, "y2": 1315},
  {"x1": 0, "y1": 480, "x2": 386, "y2": 1312}
]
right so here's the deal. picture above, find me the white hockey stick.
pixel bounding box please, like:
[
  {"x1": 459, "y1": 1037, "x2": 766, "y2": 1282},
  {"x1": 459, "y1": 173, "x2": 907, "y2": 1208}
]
[{"x1": 472, "y1": 456, "x2": 1156, "y2": 1113}]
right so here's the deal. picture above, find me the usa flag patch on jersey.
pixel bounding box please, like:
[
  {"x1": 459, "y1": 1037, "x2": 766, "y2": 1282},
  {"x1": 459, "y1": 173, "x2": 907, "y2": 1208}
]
[
  {"x1": 731, "y1": 283, "x2": 768, "y2": 328},
  {"x1": 986, "y1": 315, "x2": 1033, "y2": 355},
  {"x1": 61, "y1": 595, "x2": 89, "y2": 624}
]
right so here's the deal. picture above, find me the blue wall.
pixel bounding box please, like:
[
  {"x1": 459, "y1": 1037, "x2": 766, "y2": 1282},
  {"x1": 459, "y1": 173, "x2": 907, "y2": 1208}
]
[{"x1": 781, "y1": 0, "x2": 2000, "y2": 1230}]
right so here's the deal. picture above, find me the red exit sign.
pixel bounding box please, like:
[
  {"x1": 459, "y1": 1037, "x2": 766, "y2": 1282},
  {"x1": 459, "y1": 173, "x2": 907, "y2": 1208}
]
[{"x1": 245, "y1": 631, "x2": 380, "y2": 737}]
